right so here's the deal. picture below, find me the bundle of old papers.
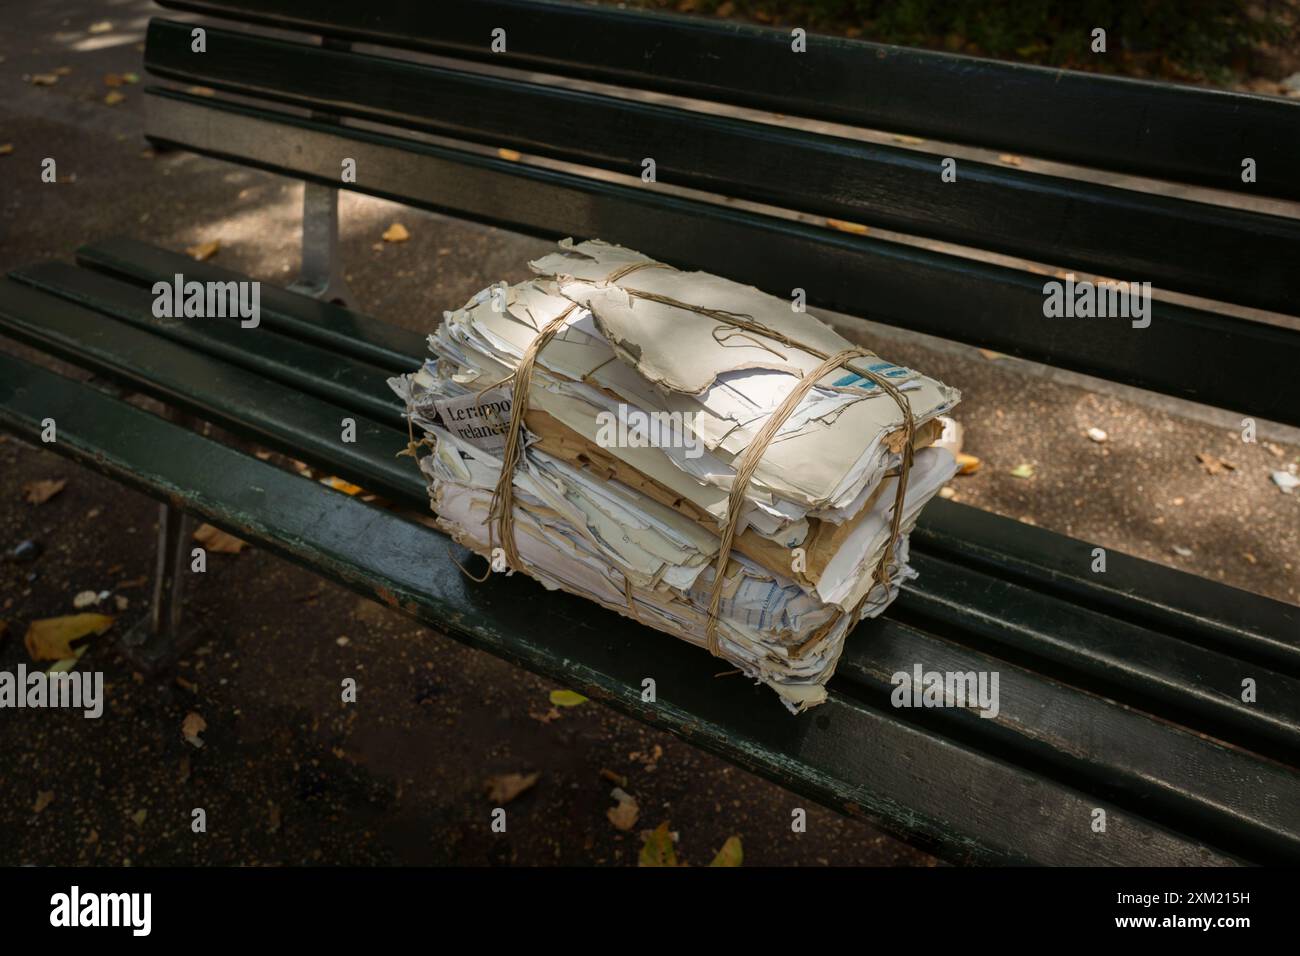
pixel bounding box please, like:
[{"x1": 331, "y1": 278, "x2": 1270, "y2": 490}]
[{"x1": 390, "y1": 239, "x2": 962, "y2": 712}]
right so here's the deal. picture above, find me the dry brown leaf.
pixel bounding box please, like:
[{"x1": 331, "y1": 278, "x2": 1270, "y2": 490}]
[
  {"x1": 382, "y1": 222, "x2": 410, "y2": 243},
  {"x1": 607, "y1": 788, "x2": 640, "y2": 831},
  {"x1": 1196, "y1": 452, "x2": 1236, "y2": 475},
  {"x1": 956, "y1": 452, "x2": 981, "y2": 475},
  {"x1": 709, "y1": 835, "x2": 743, "y2": 867},
  {"x1": 193, "y1": 523, "x2": 246, "y2": 554},
  {"x1": 34, "y1": 791, "x2": 55, "y2": 813},
  {"x1": 485, "y1": 772, "x2": 539, "y2": 804},
  {"x1": 181, "y1": 711, "x2": 207, "y2": 743},
  {"x1": 22, "y1": 478, "x2": 66, "y2": 504},
  {"x1": 104, "y1": 72, "x2": 124, "y2": 87},
  {"x1": 185, "y1": 239, "x2": 220, "y2": 261},
  {"x1": 825, "y1": 218, "x2": 869, "y2": 236},
  {"x1": 24, "y1": 613, "x2": 114, "y2": 661}
]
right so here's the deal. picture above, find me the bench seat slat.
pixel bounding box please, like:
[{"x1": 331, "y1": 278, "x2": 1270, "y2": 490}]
[
  {"x1": 0, "y1": 277, "x2": 423, "y2": 505},
  {"x1": 153, "y1": 0, "x2": 1300, "y2": 203},
  {"x1": 140, "y1": 89, "x2": 1300, "y2": 428},
  {"x1": 0, "y1": 350, "x2": 1240, "y2": 866},
  {"x1": 142, "y1": 19, "x2": 1300, "y2": 317}
]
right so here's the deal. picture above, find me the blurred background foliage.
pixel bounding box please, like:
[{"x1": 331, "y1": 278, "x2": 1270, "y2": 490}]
[{"x1": 620, "y1": 0, "x2": 1298, "y2": 86}]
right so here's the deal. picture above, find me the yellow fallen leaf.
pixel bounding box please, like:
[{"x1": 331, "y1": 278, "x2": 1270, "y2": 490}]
[
  {"x1": 34, "y1": 791, "x2": 55, "y2": 813},
  {"x1": 185, "y1": 239, "x2": 220, "y2": 261},
  {"x1": 549, "y1": 689, "x2": 587, "y2": 708},
  {"x1": 998, "y1": 153, "x2": 1023, "y2": 166},
  {"x1": 103, "y1": 91, "x2": 126, "y2": 106},
  {"x1": 24, "y1": 613, "x2": 115, "y2": 661},
  {"x1": 0, "y1": 144, "x2": 13, "y2": 156},
  {"x1": 382, "y1": 222, "x2": 410, "y2": 243},
  {"x1": 826, "y1": 218, "x2": 869, "y2": 236},
  {"x1": 186, "y1": 85, "x2": 216, "y2": 97},
  {"x1": 709, "y1": 835, "x2": 743, "y2": 867},
  {"x1": 956, "y1": 452, "x2": 981, "y2": 475},
  {"x1": 485, "y1": 772, "x2": 539, "y2": 804},
  {"x1": 892, "y1": 134, "x2": 926, "y2": 145},
  {"x1": 1009, "y1": 463, "x2": 1035, "y2": 479},
  {"x1": 22, "y1": 478, "x2": 66, "y2": 504},
  {"x1": 638, "y1": 822, "x2": 680, "y2": 867},
  {"x1": 48, "y1": 645, "x2": 90, "y2": 674},
  {"x1": 320, "y1": 476, "x2": 363, "y2": 496},
  {"x1": 497, "y1": 148, "x2": 522, "y2": 161},
  {"x1": 88, "y1": 20, "x2": 113, "y2": 33},
  {"x1": 193, "y1": 523, "x2": 247, "y2": 554}
]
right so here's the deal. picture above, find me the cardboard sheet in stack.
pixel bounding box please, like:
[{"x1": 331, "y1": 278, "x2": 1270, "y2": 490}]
[{"x1": 390, "y1": 239, "x2": 961, "y2": 712}]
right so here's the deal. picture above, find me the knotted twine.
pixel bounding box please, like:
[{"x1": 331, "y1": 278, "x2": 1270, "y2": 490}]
[{"x1": 476, "y1": 262, "x2": 916, "y2": 658}]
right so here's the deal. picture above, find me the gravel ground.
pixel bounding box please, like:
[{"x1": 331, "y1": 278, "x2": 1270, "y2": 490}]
[{"x1": 1, "y1": 0, "x2": 1296, "y2": 867}]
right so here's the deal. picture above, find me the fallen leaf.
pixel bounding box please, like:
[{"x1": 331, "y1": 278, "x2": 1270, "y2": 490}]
[
  {"x1": 709, "y1": 835, "x2": 743, "y2": 867},
  {"x1": 485, "y1": 772, "x2": 539, "y2": 804},
  {"x1": 528, "y1": 706, "x2": 562, "y2": 724},
  {"x1": 22, "y1": 478, "x2": 66, "y2": 504},
  {"x1": 88, "y1": 21, "x2": 113, "y2": 33},
  {"x1": 185, "y1": 239, "x2": 220, "y2": 261},
  {"x1": 104, "y1": 72, "x2": 124, "y2": 86},
  {"x1": 599, "y1": 768, "x2": 627, "y2": 788},
  {"x1": 131, "y1": 809, "x2": 147, "y2": 825},
  {"x1": 181, "y1": 711, "x2": 207, "y2": 747},
  {"x1": 998, "y1": 153, "x2": 1023, "y2": 166},
  {"x1": 638, "y1": 822, "x2": 680, "y2": 867},
  {"x1": 320, "y1": 476, "x2": 363, "y2": 495},
  {"x1": 607, "y1": 788, "x2": 640, "y2": 831},
  {"x1": 48, "y1": 646, "x2": 90, "y2": 674},
  {"x1": 122, "y1": 72, "x2": 139, "y2": 84},
  {"x1": 549, "y1": 689, "x2": 587, "y2": 708},
  {"x1": 956, "y1": 452, "x2": 981, "y2": 475},
  {"x1": 1009, "y1": 463, "x2": 1035, "y2": 479},
  {"x1": 24, "y1": 613, "x2": 114, "y2": 661},
  {"x1": 186, "y1": 85, "x2": 216, "y2": 97},
  {"x1": 193, "y1": 523, "x2": 246, "y2": 554},
  {"x1": 382, "y1": 222, "x2": 410, "y2": 243},
  {"x1": 103, "y1": 91, "x2": 126, "y2": 106},
  {"x1": 30, "y1": 73, "x2": 60, "y2": 86},
  {"x1": 1196, "y1": 453, "x2": 1236, "y2": 475},
  {"x1": 34, "y1": 791, "x2": 54, "y2": 813},
  {"x1": 892, "y1": 134, "x2": 926, "y2": 145},
  {"x1": 114, "y1": 595, "x2": 129, "y2": 612},
  {"x1": 825, "y1": 218, "x2": 869, "y2": 236},
  {"x1": 977, "y1": 348, "x2": 1006, "y2": 361},
  {"x1": 1263, "y1": 442, "x2": 1284, "y2": 458},
  {"x1": 497, "y1": 147, "x2": 522, "y2": 161},
  {"x1": 0, "y1": 144, "x2": 13, "y2": 156},
  {"x1": 1172, "y1": 545, "x2": 1194, "y2": 557}
]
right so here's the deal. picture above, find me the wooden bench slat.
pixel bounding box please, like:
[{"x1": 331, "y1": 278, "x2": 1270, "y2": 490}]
[
  {"x1": 0, "y1": 276, "x2": 422, "y2": 505},
  {"x1": 8, "y1": 261, "x2": 403, "y2": 430},
  {"x1": 0, "y1": 349, "x2": 1240, "y2": 866},
  {"x1": 840, "y1": 618, "x2": 1300, "y2": 863},
  {"x1": 142, "y1": 19, "x2": 1300, "y2": 317},
  {"x1": 153, "y1": 0, "x2": 1300, "y2": 203},
  {"x1": 140, "y1": 89, "x2": 1300, "y2": 427}
]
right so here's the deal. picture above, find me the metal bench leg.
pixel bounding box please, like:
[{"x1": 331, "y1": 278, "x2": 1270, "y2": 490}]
[
  {"x1": 288, "y1": 37, "x2": 355, "y2": 309},
  {"x1": 122, "y1": 411, "x2": 196, "y2": 671}
]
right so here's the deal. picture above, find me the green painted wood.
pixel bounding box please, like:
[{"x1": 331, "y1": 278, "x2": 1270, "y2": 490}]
[
  {"x1": 839, "y1": 618, "x2": 1300, "y2": 864},
  {"x1": 8, "y1": 261, "x2": 404, "y2": 431},
  {"x1": 0, "y1": 277, "x2": 422, "y2": 505},
  {"x1": 142, "y1": 19, "x2": 1300, "y2": 317},
  {"x1": 139, "y1": 89, "x2": 1300, "y2": 427},
  {"x1": 0, "y1": 350, "x2": 1240, "y2": 866},
  {"x1": 152, "y1": 0, "x2": 1300, "y2": 203}
]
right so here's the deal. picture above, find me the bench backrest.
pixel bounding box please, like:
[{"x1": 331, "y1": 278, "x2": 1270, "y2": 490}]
[{"x1": 146, "y1": 0, "x2": 1300, "y2": 426}]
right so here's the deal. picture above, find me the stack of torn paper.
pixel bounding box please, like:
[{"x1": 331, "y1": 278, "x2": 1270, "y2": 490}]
[{"x1": 390, "y1": 239, "x2": 961, "y2": 712}]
